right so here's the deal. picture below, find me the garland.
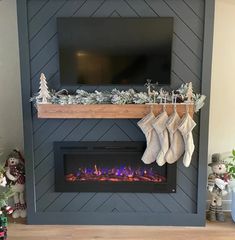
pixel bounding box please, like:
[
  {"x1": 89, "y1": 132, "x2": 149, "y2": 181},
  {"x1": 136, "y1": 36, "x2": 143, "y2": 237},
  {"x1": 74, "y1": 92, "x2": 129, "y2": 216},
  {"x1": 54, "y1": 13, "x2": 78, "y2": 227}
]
[{"x1": 31, "y1": 75, "x2": 206, "y2": 112}]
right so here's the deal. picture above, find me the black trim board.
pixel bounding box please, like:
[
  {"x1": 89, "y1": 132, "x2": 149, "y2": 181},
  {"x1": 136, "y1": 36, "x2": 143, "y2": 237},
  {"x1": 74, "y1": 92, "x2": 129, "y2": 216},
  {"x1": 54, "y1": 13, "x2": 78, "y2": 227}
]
[{"x1": 17, "y1": 0, "x2": 215, "y2": 225}]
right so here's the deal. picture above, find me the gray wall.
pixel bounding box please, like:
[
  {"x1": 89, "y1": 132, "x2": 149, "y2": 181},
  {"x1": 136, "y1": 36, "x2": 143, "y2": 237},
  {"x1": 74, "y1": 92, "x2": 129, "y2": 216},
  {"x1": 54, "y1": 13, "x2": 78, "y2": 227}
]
[{"x1": 17, "y1": 0, "x2": 213, "y2": 225}]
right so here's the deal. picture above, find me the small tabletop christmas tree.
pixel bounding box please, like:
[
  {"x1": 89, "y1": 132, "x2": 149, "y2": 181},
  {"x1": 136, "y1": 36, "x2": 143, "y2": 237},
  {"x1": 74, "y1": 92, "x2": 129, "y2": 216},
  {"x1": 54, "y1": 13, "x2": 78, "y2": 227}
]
[
  {"x1": 186, "y1": 82, "x2": 193, "y2": 102},
  {"x1": 37, "y1": 73, "x2": 51, "y2": 103}
]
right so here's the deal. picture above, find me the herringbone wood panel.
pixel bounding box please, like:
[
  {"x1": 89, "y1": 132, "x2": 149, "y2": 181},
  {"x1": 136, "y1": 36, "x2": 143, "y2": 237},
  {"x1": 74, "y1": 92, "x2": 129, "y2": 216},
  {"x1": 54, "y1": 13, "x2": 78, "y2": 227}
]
[{"x1": 27, "y1": 0, "x2": 204, "y2": 215}]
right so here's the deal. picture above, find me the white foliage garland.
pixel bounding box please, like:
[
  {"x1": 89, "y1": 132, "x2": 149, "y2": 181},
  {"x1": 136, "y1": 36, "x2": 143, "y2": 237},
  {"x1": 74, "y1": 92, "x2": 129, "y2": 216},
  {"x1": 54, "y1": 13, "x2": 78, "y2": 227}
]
[{"x1": 31, "y1": 74, "x2": 206, "y2": 112}]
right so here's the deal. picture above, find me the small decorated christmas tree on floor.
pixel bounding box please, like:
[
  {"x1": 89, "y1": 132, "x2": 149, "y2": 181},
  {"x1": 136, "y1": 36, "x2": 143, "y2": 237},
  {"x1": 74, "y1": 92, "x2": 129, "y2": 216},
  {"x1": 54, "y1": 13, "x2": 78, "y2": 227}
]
[
  {"x1": 37, "y1": 73, "x2": 51, "y2": 103},
  {"x1": 0, "y1": 165, "x2": 14, "y2": 240}
]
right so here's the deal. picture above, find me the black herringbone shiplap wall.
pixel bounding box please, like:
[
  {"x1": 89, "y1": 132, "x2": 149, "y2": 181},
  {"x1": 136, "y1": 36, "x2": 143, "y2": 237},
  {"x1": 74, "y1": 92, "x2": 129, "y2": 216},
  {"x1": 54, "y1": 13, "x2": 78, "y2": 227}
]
[{"x1": 27, "y1": 0, "x2": 204, "y2": 219}]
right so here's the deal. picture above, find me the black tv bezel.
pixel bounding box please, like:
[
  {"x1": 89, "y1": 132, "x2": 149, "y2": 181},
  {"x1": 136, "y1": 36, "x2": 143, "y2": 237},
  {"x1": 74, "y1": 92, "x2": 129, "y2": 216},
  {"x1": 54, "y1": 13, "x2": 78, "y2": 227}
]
[{"x1": 57, "y1": 17, "x2": 174, "y2": 90}]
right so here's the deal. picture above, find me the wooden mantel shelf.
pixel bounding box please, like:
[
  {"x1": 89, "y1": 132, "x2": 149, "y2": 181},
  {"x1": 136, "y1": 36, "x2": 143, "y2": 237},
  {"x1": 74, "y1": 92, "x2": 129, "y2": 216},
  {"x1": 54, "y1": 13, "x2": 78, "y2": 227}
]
[{"x1": 37, "y1": 103, "x2": 194, "y2": 119}]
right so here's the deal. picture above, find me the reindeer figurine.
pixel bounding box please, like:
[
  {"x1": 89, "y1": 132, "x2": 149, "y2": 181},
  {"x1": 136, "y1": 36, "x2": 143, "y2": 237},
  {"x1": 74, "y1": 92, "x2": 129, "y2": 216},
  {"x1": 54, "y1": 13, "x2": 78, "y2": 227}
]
[{"x1": 145, "y1": 79, "x2": 158, "y2": 103}]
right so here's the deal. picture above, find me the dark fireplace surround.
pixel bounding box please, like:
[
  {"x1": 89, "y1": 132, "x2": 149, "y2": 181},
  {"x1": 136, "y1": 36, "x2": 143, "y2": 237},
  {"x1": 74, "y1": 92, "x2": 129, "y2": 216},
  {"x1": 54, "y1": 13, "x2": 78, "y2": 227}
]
[
  {"x1": 54, "y1": 141, "x2": 176, "y2": 193},
  {"x1": 16, "y1": 0, "x2": 214, "y2": 226}
]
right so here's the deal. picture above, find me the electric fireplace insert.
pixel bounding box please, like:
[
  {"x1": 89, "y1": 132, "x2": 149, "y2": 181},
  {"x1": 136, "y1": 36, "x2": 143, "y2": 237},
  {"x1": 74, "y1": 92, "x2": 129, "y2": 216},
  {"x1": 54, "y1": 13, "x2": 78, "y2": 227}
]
[{"x1": 54, "y1": 142, "x2": 176, "y2": 193}]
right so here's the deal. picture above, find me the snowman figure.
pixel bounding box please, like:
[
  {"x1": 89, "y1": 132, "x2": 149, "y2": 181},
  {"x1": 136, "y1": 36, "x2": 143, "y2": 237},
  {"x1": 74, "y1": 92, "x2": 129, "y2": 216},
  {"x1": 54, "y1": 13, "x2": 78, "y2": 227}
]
[
  {"x1": 207, "y1": 153, "x2": 230, "y2": 221},
  {"x1": 5, "y1": 150, "x2": 26, "y2": 218}
]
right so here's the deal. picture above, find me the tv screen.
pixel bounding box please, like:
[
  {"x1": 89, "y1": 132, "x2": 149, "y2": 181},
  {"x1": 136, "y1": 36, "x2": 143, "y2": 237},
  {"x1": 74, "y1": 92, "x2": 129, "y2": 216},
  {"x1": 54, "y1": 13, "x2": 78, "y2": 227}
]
[{"x1": 57, "y1": 18, "x2": 173, "y2": 86}]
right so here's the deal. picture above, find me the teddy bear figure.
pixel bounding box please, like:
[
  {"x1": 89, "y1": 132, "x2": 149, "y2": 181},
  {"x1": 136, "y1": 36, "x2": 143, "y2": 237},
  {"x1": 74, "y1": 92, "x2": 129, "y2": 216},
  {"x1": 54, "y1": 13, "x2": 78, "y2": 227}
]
[
  {"x1": 4, "y1": 149, "x2": 26, "y2": 218},
  {"x1": 207, "y1": 153, "x2": 230, "y2": 222}
]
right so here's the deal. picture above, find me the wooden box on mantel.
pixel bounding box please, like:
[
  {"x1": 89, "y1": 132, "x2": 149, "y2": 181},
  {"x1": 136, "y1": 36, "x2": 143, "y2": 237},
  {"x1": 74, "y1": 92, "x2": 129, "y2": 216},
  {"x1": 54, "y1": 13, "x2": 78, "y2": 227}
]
[{"x1": 37, "y1": 103, "x2": 194, "y2": 119}]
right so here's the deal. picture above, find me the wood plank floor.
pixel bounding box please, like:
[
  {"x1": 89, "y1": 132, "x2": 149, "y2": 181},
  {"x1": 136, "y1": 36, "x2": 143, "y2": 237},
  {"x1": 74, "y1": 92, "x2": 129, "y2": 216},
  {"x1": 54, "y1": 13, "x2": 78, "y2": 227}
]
[{"x1": 8, "y1": 217, "x2": 235, "y2": 240}]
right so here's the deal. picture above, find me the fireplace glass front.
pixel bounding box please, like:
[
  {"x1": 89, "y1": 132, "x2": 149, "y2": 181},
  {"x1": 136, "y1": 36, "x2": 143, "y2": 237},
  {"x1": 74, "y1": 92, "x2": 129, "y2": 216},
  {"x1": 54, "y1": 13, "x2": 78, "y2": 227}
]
[{"x1": 54, "y1": 142, "x2": 176, "y2": 193}]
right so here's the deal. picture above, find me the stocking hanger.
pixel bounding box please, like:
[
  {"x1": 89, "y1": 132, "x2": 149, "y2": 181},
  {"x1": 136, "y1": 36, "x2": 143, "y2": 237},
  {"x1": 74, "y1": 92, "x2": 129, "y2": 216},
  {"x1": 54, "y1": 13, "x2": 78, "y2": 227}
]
[
  {"x1": 149, "y1": 95, "x2": 167, "y2": 114},
  {"x1": 172, "y1": 92, "x2": 176, "y2": 112},
  {"x1": 185, "y1": 102, "x2": 190, "y2": 114},
  {"x1": 150, "y1": 104, "x2": 154, "y2": 114},
  {"x1": 159, "y1": 94, "x2": 167, "y2": 111},
  {"x1": 163, "y1": 96, "x2": 167, "y2": 112}
]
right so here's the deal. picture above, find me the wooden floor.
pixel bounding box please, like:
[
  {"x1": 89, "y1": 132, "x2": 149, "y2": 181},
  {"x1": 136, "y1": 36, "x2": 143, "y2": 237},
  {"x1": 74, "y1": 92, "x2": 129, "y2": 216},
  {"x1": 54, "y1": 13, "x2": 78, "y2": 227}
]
[{"x1": 8, "y1": 217, "x2": 235, "y2": 240}]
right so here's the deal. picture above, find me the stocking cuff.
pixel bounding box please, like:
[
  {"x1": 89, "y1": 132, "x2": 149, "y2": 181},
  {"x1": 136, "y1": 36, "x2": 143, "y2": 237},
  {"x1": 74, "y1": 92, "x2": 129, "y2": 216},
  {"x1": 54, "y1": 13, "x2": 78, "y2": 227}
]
[
  {"x1": 137, "y1": 112, "x2": 155, "y2": 133},
  {"x1": 178, "y1": 113, "x2": 196, "y2": 135},
  {"x1": 166, "y1": 112, "x2": 181, "y2": 134},
  {"x1": 152, "y1": 111, "x2": 168, "y2": 134}
]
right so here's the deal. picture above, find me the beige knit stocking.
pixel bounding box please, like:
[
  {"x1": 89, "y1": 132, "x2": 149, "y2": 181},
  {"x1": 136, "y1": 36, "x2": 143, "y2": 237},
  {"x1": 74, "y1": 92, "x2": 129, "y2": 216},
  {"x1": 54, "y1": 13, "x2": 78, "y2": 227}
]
[
  {"x1": 165, "y1": 112, "x2": 184, "y2": 164},
  {"x1": 152, "y1": 111, "x2": 169, "y2": 166},
  {"x1": 137, "y1": 112, "x2": 161, "y2": 164},
  {"x1": 178, "y1": 113, "x2": 196, "y2": 167}
]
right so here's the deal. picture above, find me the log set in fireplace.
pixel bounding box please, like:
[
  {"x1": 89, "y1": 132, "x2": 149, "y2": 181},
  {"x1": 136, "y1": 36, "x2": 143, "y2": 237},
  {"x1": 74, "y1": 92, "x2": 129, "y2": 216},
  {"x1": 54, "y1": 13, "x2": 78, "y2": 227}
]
[{"x1": 54, "y1": 142, "x2": 176, "y2": 193}]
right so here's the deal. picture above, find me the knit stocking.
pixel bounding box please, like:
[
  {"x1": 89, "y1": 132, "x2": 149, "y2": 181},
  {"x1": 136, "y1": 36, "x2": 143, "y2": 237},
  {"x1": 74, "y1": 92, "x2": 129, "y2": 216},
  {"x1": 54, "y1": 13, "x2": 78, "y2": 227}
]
[
  {"x1": 178, "y1": 113, "x2": 196, "y2": 167},
  {"x1": 165, "y1": 112, "x2": 184, "y2": 164},
  {"x1": 137, "y1": 112, "x2": 160, "y2": 164},
  {"x1": 152, "y1": 111, "x2": 169, "y2": 166}
]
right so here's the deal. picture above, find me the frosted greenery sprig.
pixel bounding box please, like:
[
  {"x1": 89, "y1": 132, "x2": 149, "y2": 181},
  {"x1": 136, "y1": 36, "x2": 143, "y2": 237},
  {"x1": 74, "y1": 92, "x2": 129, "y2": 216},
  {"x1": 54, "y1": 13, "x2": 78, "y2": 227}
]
[
  {"x1": 133, "y1": 92, "x2": 151, "y2": 104},
  {"x1": 111, "y1": 89, "x2": 136, "y2": 104}
]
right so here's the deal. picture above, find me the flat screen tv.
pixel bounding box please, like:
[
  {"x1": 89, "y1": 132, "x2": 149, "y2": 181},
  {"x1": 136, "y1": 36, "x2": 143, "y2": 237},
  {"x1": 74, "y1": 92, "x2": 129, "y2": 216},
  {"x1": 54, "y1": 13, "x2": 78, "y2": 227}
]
[{"x1": 57, "y1": 18, "x2": 173, "y2": 86}]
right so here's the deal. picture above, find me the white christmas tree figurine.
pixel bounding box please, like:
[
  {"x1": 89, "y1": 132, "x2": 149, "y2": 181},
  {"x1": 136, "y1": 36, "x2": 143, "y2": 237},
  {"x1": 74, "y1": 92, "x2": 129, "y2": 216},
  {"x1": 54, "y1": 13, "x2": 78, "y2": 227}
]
[
  {"x1": 38, "y1": 73, "x2": 51, "y2": 103},
  {"x1": 186, "y1": 82, "x2": 193, "y2": 102}
]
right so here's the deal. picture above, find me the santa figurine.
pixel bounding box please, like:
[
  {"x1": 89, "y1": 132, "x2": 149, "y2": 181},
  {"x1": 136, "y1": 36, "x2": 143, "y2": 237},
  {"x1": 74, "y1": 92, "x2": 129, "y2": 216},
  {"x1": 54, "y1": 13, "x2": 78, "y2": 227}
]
[
  {"x1": 4, "y1": 149, "x2": 26, "y2": 218},
  {"x1": 207, "y1": 153, "x2": 230, "y2": 221}
]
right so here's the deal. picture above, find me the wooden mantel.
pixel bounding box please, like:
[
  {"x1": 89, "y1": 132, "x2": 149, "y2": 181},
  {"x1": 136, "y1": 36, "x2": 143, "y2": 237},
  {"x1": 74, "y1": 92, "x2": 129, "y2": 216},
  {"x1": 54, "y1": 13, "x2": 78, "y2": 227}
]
[{"x1": 37, "y1": 103, "x2": 194, "y2": 119}]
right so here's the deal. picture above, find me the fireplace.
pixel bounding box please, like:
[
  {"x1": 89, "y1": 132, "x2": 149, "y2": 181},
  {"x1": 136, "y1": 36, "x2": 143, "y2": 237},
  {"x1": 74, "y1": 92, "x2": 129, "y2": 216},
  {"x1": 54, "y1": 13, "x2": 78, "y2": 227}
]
[{"x1": 54, "y1": 141, "x2": 176, "y2": 193}]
